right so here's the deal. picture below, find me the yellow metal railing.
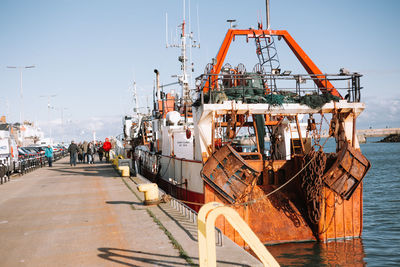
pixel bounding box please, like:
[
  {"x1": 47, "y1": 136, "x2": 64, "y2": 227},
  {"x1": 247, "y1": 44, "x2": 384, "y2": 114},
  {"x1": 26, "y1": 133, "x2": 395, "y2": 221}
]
[{"x1": 197, "y1": 202, "x2": 279, "y2": 267}]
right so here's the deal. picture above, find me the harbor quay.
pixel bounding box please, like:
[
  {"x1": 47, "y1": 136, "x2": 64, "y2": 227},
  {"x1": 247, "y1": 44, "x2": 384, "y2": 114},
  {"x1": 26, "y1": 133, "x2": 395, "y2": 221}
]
[{"x1": 0, "y1": 157, "x2": 261, "y2": 267}]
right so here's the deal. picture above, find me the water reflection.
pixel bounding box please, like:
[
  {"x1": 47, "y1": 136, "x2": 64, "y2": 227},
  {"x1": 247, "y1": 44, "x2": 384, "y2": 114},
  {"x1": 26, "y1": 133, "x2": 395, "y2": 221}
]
[{"x1": 267, "y1": 238, "x2": 365, "y2": 266}]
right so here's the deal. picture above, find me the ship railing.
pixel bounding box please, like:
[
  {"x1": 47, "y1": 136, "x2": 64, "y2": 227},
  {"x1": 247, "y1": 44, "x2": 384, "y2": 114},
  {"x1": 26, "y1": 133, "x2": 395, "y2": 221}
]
[
  {"x1": 169, "y1": 196, "x2": 224, "y2": 247},
  {"x1": 195, "y1": 72, "x2": 362, "y2": 105}
]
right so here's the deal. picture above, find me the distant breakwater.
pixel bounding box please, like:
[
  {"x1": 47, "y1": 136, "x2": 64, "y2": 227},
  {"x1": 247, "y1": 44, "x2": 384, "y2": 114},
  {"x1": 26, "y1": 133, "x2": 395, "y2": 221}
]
[{"x1": 357, "y1": 128, "x2": 400, "y2": 143}]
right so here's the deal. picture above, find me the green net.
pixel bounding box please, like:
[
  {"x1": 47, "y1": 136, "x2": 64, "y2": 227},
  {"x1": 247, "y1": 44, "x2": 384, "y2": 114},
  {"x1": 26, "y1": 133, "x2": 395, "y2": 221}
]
[{"x1": 298, "y1": 93, "x2": 341, "y2": 109}]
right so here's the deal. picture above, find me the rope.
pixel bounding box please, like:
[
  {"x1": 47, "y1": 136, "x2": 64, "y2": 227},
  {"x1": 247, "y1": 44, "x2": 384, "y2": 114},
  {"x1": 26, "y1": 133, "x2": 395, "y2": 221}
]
[
  {"x1": 227, "y1": 149, "x2": 320, "y2": 208},
  {"x1": 158, "y1": 155, "x2": 172, "y2": 178},
  {"x1": 173, "y1": 199, "x2": 204, "y2": 206}
]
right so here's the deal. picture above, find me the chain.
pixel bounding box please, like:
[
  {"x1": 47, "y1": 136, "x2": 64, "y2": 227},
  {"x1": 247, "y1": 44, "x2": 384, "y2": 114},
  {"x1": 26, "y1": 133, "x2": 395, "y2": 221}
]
[{"x1": 300, "y1": 148, "x2": 327, "y2": 224}]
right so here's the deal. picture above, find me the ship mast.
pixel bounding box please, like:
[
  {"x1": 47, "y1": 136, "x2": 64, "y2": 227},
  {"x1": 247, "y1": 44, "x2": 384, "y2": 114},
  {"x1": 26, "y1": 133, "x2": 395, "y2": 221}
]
[
  {"x1": 266, "y1": 0, "x2": 270, "y2": 29},
  {"x1": 132, "y1": 81, "x2": 139, "y2": 114},
  {"x1": 166, "y1": 0, "x2": 200, "y2": 108}
]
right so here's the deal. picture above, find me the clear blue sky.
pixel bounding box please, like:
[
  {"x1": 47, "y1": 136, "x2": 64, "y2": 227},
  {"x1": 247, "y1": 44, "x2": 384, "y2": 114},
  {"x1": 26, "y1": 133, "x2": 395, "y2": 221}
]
[{"x1": 1, "y1": 0, "x2": 399, "y2": 141}]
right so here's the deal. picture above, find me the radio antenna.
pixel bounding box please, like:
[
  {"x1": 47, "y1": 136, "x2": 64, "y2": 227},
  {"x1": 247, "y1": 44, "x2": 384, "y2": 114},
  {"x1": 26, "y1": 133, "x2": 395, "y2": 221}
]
[
  {"x1": 165, "y1": 13, "x2": 169, "y2": 47},
  {"x1": 196, "y1": 3, "x2": 201, "y2": 45}
]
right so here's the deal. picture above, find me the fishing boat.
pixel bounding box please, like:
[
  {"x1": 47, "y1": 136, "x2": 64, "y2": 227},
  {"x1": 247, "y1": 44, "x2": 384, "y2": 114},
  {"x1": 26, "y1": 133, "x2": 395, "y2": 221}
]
[{"x1": 127, "y1": 5, "x2": 370, "y2": 246}]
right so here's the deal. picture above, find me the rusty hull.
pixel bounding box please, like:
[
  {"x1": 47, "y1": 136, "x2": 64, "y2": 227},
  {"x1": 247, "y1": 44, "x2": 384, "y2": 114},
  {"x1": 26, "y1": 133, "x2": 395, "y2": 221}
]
[
  {"x1": 323, "y1": 142, "x2": 371, "y2": 200},
  {"x1": 203, "y1": 144, "x2": 369, "y2": 245},
  {"x1": 202, "y1": 145, "x2": 260, "y2": 203},
  {"x1": 204, "y1": 183, "x2": 316, "y2": 246}
]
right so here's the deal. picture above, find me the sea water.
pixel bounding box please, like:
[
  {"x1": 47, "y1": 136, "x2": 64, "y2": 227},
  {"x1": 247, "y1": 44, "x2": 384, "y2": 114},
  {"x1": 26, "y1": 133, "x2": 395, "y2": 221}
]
[{"x1": 267, "y1": 137, "x2": 400, "y2": 266}]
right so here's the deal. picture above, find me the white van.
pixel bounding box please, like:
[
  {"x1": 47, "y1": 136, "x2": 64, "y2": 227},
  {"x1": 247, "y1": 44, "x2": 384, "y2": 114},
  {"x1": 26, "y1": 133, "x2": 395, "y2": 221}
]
[{"x1": 0, "y1": 137, "x2": 19, "y2": 174}]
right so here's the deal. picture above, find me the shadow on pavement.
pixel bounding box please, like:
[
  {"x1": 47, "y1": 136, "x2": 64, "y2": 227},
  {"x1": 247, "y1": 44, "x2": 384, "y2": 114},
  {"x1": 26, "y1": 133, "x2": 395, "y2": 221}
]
[
  {"x1": 157, "y1": 204, "x2": 198, "y2": 242},
  {"x1": 46, "y1": 163, "x2": 117, "y2": 177},
  {"x1": 105, "y1": 200, "x2": 143, "y2": 206},
  {"x1": 97, "y1": 247, "x2": 252, "y2": 267},
  {"x1": 97, "y1": 247, "x2": 189, "y2": 267}
]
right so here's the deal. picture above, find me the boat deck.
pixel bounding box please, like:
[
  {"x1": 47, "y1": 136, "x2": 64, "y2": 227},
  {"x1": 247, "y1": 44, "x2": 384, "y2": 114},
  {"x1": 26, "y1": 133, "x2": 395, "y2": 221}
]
[{"x1": 0, "y1": 157, "x2": 261, "y2": 266}]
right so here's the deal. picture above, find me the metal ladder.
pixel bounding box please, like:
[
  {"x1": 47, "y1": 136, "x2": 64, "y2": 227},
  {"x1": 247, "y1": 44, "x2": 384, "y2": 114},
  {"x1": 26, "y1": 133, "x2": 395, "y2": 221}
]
[
  {"x1": 253, "y1": 32, "x2": 280, "y2": 91},
  {"x1": 288, "y1": 116, "x2": 305, "y2": 156}
]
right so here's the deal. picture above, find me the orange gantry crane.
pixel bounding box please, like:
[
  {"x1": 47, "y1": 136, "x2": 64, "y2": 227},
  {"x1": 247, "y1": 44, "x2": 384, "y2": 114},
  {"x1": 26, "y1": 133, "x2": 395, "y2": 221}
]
[{"x1": 203, "y1": 29, "x2": 342, "y2": 99}]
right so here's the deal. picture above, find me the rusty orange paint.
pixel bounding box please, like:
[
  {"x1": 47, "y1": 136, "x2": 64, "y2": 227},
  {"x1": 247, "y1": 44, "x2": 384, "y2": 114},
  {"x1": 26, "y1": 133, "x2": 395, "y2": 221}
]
[
  {"x1": 158, "y1": 93, "x2": 176, "y2": 118},
  {"x1": 203, "y1": 145, "x2": 366, "y2": 245},
  {"x1": 318, "y1": 184, "x2": 363, "y2": 241}
]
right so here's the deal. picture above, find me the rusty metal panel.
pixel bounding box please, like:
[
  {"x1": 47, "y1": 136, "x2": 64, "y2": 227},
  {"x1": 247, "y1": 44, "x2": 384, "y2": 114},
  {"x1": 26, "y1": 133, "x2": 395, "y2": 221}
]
[
  {"x1": 323, "y1": 142, "x2": 370, "y2": 200},
  {"x1": 202, "y1": 145, "x2": 260, "y2": 203}
]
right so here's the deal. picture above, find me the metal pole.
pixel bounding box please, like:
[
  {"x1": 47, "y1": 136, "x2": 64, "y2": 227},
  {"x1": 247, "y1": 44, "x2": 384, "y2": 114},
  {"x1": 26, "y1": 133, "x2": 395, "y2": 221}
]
[
  {"x1": 133, "y1": 81, "x2": 139, "y2": 113},
  {"x1": 20, "y1": 69, "x2": 23, "y2": 124},
  {"x1": 61, "y1": 108, "x2": 63, "y2": 143},
  {"x1": 154, "y1": 69, "x2": 160, "y2": 102},
  {"x1": 6, "y1": 65, "x2": 35, "y2": 124},
  {"x1": 40, "y1": 94, "x2": 57, "y2": 143},
  {"x1": 60, "y1": 107, "x2": 67, "y2": 144},
  {"x1": 48, "y1": 96, "x2": 52, "y2": 141},
  {"x1": 266, "y1": 0, "x2": 270, "y2": 29}
]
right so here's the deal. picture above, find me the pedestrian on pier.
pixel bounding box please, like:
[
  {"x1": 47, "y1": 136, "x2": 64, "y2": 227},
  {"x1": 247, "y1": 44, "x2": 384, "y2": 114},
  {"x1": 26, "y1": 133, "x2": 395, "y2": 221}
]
[
  {"x1": 87, "y1": 142, "x2": 95, "y2": 164},
  {"x1": 82, "y1": 141, "x2": 88, "y2": 163},
  {"x1": 45, "y1": 145, "x2": 53, "y2": 167},
  {"x1": 98, "y1": 145, "x2": 104, "y2": 162},
  {"x1": 68, "y1": 140, "x2": 79, "y2": 166},
  {"x1": 102, "y1": 138, "x2": 112, "y2": 163},
  {"x1": 78, "y1": 143, "x2": 83, "y2": 163}
]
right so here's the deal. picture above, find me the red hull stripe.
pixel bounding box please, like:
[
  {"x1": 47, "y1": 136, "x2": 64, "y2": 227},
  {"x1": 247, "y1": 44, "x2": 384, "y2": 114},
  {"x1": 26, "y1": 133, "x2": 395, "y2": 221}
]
[{"x1": 140, "y1": 167, "x2": 204, "y2": 212}]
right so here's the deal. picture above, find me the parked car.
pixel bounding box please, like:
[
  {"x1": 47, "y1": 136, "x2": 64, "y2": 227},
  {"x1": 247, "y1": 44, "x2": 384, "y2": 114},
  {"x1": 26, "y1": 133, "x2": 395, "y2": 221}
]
[
  {"x1": 18, "y1": 148, "x2": 31, "y2": 174},
  {"x1": 22, "y1": 147, "x2": 42, "y2": 168}
]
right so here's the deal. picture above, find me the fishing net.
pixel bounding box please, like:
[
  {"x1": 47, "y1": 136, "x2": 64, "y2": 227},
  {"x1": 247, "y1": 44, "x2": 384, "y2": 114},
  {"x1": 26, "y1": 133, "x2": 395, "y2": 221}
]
[
  {"x1": 298, "y1": 93, "x2": 340, "y2": 109},
  {"x1": 264, "y1": 94, "x2": 285, "y2": 106}
]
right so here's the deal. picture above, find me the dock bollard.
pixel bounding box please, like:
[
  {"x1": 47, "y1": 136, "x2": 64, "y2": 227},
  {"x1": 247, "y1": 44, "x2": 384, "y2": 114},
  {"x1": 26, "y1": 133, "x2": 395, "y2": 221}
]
[
  {"x1": 118, "y1": 166, "x2": 130, "y2": 177},
  {"x1": 137, "y1": 183, "x2": 160, "y2": 205}
]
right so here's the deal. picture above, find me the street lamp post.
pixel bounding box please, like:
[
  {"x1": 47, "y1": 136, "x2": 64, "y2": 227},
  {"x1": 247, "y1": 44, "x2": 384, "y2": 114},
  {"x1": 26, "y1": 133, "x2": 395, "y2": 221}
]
[
  {"x1": 6, "y1": 65, "x2": 35, "y2": 125},
  {"x1": 40, "y1": 94, "x2": 57, "y2": 141},
  {"x1": 60, "y1": 107, "x2": 68, "y2": 143}
]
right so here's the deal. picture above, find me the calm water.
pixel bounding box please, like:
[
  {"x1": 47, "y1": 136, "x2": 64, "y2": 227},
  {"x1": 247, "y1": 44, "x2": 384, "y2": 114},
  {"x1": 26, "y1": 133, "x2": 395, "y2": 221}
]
[{"x1": 267, "y1": 137, "x2": 400, "y2": 266}]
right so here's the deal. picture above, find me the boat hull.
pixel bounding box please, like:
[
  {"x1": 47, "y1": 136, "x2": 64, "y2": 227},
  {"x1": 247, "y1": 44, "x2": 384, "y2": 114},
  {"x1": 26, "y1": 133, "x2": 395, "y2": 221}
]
[
  {"x1": 136, "y1": 152, "x2": 204, "y2": 211},
  {"x1": 201, "y1": 144, "x2": 368, "y2": 244},
  {"x1": 135, "y1": 142, "x2": 367, "y2": 245}
]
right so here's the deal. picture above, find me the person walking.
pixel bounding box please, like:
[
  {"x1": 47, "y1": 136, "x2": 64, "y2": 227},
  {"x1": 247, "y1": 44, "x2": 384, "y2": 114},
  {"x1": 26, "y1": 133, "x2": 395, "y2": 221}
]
[
  {"x1": 102, "y1": 138, "x2": 112, "y2": 163},
  {"x1": 87, "y1": 142, "x2": 95, "y2": 164},
  {"x1": 82, "y1": 141, "x2": 88, "y2": 163},
  {"x1": 98, "y1": 145, "x2": 104, "y2": 162},
  {"x1": 45, "y1": 145, "x2": 53, "y2": 167},
  {"x1": 78, "y1": 143, "x2": 83, "y2": 163},
  {"x1": 68, "y1": 140, "x2": 79, "y2": 166},
  {"x1": 91, "y1": 142, "x2": 96, "y2": 163}
]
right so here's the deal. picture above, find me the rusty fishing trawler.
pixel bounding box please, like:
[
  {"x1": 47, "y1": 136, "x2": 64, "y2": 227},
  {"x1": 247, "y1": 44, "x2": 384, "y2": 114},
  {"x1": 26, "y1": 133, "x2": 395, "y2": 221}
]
[{"x1": 127, "y1": 5, "x2": 371, "y2": 246}]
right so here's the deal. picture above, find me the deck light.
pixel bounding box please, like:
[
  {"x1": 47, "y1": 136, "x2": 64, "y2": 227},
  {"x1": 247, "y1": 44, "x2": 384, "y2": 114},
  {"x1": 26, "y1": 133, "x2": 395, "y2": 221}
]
[{"x1": 271, "y1": 68, "x2": 280, "y2": 75}]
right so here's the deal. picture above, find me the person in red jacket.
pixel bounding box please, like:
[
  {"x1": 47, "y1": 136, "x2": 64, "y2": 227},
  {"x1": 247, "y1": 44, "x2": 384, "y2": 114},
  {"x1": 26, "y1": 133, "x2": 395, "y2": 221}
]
[{"x1": 102, "y1": 138, "x2": 112, "y2": 162}]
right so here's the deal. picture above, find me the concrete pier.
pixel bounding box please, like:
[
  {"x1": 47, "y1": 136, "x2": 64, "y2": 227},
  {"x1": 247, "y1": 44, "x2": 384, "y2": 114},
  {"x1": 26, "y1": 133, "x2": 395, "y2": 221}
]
[{"x1": 0, "y1": 157, "x2": 262, "y2": 266}]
